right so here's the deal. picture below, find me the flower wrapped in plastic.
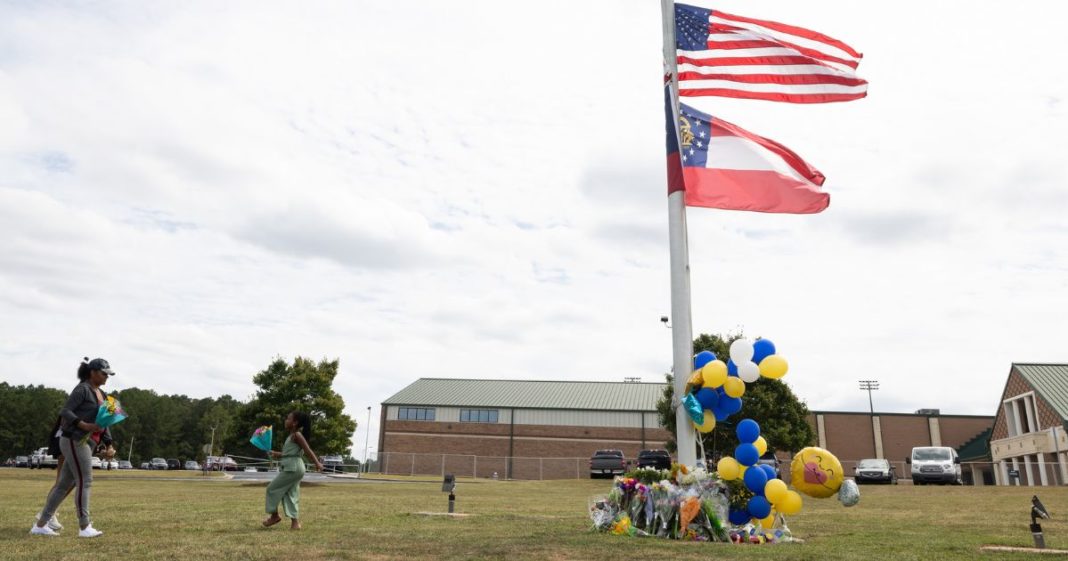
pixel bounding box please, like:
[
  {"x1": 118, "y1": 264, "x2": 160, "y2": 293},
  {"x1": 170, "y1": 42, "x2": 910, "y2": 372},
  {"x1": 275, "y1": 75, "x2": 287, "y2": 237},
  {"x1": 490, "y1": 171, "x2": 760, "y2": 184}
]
[
  {"x1": 81, "y1": 395, "x2": 127, "y2": 445},
  {"x1": 589, "y1": 497, "x2": 617, "y2": 531},
  {"x1": 249, "y1": 425, "x2": 273, "y2": 452}
]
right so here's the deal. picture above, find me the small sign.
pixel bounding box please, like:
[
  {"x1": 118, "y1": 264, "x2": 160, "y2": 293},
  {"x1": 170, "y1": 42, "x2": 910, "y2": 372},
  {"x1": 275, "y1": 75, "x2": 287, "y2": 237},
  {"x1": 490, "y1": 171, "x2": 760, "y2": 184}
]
[
  {"x1": 442, "y1": 473, "x2": 455, "y2": 492},
  {"x1": 1009, "y1": 469, "x2": 1020, "y2": 478}
]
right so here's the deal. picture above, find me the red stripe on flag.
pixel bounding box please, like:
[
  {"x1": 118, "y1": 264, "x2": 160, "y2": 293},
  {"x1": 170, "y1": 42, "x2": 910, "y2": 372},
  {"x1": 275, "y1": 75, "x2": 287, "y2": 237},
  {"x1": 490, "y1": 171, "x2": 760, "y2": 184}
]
[
  {"x1": 678, "y1": 71, "x2": 868, "y2": 87},
  {"x1": 682, "y1": 168, "x2": 829, "y2": 214},
  {"x1": 678, "y1": 54, "x2": 825, "y2": 67},
  {"x1": 709, "y1": 24, "x2": 860, "y2": 70},
  {"x1": 679, "y1": 88, "x2": 866, "y2": 104}
]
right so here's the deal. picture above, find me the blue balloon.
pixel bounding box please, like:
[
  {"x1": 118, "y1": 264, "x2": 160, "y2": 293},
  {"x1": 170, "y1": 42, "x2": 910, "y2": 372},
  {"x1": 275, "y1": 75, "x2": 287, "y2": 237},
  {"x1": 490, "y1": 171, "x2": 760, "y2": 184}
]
[
  {"x1": 694, "y1": 351, "x2": 716, "y2": 370},
  {"x1": 728, "y1": 508, "x2": 750, "y2": 525},
  {"x1": 696, "y1": 387, "x2": 719, "y2": 410},
  {"x1": 748, "y1": 496, "x2": 772, "y2": 519},
  {"x1": 752, "y1": 339, "x2": 777, "y2": 365},
  {"x1": 727, "y1": 359, "x2": 738, "y2": 376},
  {"x1": 721, "y1": 396, "x2": 743, "y2": 416},
  {"x1": 736, "y1": 419, "x2": 760, "y2": 443},
  {"x1": 744, "y1": 464, "x2": 768, "y2": 493},
  {"x1": 735, "y1": 443, "x2": 759, "y2": 466},
  {"x1": 713, "y1": 405, "x2": 730, "y2": 421},
  {"x1": 760, "y1": 464, "x2": 777, "y2": 480}
]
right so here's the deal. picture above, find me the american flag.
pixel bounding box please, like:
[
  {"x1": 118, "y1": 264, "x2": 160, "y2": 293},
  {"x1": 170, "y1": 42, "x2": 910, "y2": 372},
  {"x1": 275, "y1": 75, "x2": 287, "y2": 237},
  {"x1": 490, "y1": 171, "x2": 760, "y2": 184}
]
[{"x1": 674, "y1": 3, "x2": 867, "y2": 104}]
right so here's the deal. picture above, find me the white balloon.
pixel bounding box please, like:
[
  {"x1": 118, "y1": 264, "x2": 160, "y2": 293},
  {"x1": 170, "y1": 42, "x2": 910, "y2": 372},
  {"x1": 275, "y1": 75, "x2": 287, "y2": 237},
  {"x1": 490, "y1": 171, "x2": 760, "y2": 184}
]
[
  {"x1": 729, "y1": 339, "x2": 754, "y2": 364},
  {"x1": 739, "y1": 361, "x2": 760, "y2": 383}
]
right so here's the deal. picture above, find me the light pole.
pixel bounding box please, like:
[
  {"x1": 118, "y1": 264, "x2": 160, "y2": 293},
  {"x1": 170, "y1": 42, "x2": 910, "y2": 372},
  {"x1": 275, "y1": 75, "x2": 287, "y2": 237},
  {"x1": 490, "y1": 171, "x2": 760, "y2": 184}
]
[
  {"x1": 364, "y1": 407, "x2": 372, "y2": 473},
  {"x1": 859, "y1": 380, "x2": 880, "y2": 457}
]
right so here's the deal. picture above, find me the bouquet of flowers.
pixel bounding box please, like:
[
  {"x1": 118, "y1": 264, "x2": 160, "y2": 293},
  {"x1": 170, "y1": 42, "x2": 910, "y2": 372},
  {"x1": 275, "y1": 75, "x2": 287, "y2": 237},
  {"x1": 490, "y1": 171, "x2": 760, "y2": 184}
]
[
  {"x1": 81, "y1": 395, "x2": 127, "y2": 445},
  {"x1": 249, "y1": 425, "x2": 273, "y2": 452}
]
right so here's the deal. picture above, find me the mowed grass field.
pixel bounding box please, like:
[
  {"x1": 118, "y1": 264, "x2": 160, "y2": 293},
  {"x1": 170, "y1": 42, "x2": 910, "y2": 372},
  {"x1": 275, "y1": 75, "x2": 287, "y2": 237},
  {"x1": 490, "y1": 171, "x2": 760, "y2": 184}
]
[{"x1": 2, "y1": 469, "x2": 1068, "y2": 561}]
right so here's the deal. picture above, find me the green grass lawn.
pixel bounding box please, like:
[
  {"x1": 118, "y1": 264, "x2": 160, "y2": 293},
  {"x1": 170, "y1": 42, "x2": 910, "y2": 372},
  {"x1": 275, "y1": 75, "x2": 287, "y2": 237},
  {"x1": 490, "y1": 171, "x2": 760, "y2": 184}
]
[{"x1": 2, "y1": 469, "x2": 1066, "y2": 560}]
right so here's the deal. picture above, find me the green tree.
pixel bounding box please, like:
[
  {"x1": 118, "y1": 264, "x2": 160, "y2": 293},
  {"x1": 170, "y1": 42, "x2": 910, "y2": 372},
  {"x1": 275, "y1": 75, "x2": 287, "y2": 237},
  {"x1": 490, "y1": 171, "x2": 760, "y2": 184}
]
[
  {"x1": 231, "y1": 357, "x2": 357, "y2": 457},
  {"x1": 0, "y1": 383, "x2": 67, "y2": 459},
  {"x1": 656, "y1": 332, "x2": 815, "y2": 458}
]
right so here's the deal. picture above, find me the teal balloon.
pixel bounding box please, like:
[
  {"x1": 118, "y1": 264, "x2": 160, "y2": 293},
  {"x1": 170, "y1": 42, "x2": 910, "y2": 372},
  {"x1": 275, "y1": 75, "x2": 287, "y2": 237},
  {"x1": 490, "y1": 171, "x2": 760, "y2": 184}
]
[{"x1": 683, "y1": 392, "x2": 704, "y2": 424}]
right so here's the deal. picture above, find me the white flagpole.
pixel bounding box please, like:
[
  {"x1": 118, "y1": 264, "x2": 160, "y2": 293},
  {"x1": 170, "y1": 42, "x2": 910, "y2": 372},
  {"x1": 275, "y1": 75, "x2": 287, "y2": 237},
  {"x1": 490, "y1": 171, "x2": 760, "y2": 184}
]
[{"x1": 661, "y1": 0, "x2": 698, "y2": 467}]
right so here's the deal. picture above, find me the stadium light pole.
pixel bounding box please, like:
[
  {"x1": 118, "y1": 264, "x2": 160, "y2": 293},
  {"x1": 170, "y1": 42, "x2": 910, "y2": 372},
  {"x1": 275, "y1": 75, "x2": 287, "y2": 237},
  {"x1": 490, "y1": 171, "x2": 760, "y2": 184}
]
[
  {"x1": 859, "y1": 380, "x2": 880, "y2": 457},
  {"x1": 364, "y1": 407, "x2": 372, "y2": 473}
]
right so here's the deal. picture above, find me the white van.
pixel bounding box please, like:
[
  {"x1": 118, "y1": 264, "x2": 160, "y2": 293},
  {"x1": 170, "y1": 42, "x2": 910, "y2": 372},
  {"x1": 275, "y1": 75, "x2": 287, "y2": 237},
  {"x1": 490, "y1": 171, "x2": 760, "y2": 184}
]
[{"x1": 907, "y1": 446, "x2": 961, "y2": 485}]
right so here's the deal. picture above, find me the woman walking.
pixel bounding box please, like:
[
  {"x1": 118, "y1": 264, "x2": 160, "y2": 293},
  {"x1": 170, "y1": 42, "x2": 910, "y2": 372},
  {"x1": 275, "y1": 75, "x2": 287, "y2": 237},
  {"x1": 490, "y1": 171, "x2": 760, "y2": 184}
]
[
  {"x1": 262, "y1": 411, "x2": 323, "y2": 530},
  {"x1": 30, "y1": 358, "x2": 117, "y2": 538}
]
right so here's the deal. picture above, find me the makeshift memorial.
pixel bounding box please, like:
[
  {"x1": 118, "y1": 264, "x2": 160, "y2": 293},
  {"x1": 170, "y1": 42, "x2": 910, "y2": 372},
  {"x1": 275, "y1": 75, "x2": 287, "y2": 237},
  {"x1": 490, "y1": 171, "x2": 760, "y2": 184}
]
[{"x1": 592, "y1": 338, "x2": 856, "y2": 545}]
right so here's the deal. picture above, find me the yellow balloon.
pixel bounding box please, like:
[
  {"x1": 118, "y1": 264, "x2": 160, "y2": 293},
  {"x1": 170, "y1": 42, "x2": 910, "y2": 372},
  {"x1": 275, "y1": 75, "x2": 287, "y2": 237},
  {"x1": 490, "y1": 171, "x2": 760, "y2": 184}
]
[
  {"x1": 687, "y1": 370, "x2": 703, "y2": 387},
  {"x1": 758, "y1": 511, "x2": 776, "y2": 528},
  {"x1": 790, "y1": 446, "x2": 845, "y2": 498},
  {"x1": 778, "y1": 490, "x2": 803, "y2": 515},
  {"x1": 693, "y1": 409, "x2": 716, "y2": 433},
  {"x1": 759, "y1": 355, "x2": 789, "y2": 379},
  {"x1": 717, "y1": 456, "x2": 740, "y2": 480},
  {"x1": 754, "y1": 436, "x2": 768, "y2": 457},
  {"x1": 723, "y1": 376, "x2": 745, "y2": 398},
  {"x1": 701, "y1": 360, "x2": 728, "y2": 388},
  {"x1": 764, "y1": 479, "x2": 788, "y2": 505}
]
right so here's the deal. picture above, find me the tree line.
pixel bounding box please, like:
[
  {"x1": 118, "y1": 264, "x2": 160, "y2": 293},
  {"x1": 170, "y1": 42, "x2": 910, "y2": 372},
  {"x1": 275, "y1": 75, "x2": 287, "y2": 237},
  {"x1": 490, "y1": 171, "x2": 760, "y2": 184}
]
[{"x1": 1, "y1": 357, "x2": 358, "y2": 466}]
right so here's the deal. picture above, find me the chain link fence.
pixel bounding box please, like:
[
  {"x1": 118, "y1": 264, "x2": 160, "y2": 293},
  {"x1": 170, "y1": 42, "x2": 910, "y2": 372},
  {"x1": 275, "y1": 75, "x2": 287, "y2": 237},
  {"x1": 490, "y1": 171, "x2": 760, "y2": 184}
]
[{"x1": 373, "y1": 452, "x2": 1010, "y2": 484}]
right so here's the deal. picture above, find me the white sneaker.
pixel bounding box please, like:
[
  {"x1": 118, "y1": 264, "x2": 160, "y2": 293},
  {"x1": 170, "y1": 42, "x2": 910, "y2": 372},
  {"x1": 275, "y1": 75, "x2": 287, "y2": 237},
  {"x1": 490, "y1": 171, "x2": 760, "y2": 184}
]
[
  {"x1": 35, "y1": 512, "x2": 62, "y2": 531},
  {"x1": 30, "y1": 525, "x2": 59, "y2": 536},
  {"x1": 78, "y1": 525, "x2": 103, "y2": 538}
]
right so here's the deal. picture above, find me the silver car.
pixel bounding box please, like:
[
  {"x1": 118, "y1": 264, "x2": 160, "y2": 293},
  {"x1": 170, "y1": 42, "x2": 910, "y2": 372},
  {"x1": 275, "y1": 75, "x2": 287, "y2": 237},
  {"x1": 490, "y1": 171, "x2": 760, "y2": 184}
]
[{"x1": 854, "y1": 458, "x2": 896, "y2": 484}]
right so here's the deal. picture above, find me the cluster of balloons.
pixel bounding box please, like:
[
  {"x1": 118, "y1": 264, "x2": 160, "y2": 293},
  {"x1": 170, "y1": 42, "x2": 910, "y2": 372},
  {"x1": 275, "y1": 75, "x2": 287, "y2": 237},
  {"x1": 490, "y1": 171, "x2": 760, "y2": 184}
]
[
  {"x1": 683, "y1": 338, "x2": 789, "y2": 435},
  {"x1": 715, "y1": 419, "x2": 805, "y2": 524},
  {"x1": 682, "y1": 337, "x2": 857, "y2": 526}
]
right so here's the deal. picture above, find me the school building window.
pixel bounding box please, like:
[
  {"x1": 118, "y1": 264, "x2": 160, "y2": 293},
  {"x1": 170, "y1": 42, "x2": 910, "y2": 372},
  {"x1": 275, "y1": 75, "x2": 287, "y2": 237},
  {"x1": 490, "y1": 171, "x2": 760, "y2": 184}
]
[
  {"x1": 460, "y1": 409, "x2": 499, "y2": 423},
  {"x1": 398, "y1": 407, "x2": 436, "y2": 421}
]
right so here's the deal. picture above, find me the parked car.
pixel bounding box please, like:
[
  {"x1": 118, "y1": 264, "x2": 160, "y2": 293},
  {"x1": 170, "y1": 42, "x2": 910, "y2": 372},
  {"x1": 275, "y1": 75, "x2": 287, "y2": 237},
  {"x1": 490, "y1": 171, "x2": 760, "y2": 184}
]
[
  {"x1": 139, "y1": 462, "x2": 150, "y2": 469},
  {"x1": 205, "y1": 455, "x2": 239, "y2": 471},
  {"x1": 908, "y1": 446, "x2": 961, "y2": 485},
  {"x1": 118, "y1": 460, "x2": 133, "y2": 470},
  {"x1": 31, "y1": 447, "x2": 58, "y2": 469},
  {"x1": 184, "y1": 460, "x2": 201, "y2": 470},
  {"x1": 589, "y1": 449, "x2": 627, "y2": 478},
  {"x1": 854, "y1": 458, "x2": 896, "y2": 484},
  {"x1": 322, "y1": 455, "x2": 344, "y2": 473},
  {"x1": 166, "y1": 459, "x2": 181, "y2": 470},
  {"x1": 16, "y1": 455, "x2": 30, "y2": 468},
  {"x1": 90, "y1": 457, "x2": 102, "y2": 469},
  {"x1": 103, "y1": 459, "x2": 119, "y2": 470},
  {"x1": 151, "y1": 457, "x2": 168, "y2": 470},
  {"x1": 636, "y1": 449, "x2": 672, "y2": 470},
  {"x1": 756, "y1": 453, "x2": 782, "y2": 479},
  {"x1": 244, "y1": 466, "x2": 258, "y2": 473}
]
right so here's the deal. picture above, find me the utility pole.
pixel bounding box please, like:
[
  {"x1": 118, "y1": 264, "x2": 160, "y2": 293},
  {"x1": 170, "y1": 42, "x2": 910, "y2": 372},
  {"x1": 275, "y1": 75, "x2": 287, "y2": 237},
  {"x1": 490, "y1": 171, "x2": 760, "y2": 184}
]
[
  {"x1": 859, "y1": 380, "x2": 880, "y2": 457},
  {"x1": 209, "y1": 424, "x2": 217, "y2": 462},
  {"x1": 364, "y1": 407, "x2": 372, "y2": 473},
  {"x1": 127, "y1": 436, "x2": 134, "y2": 463}
]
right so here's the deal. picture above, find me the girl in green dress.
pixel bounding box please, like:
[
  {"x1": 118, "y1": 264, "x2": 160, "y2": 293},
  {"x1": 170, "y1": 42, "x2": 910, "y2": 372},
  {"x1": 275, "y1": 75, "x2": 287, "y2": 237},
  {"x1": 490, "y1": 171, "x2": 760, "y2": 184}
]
[{"x1": 262, "y1": 411, "x2": 323, "y2": 530}]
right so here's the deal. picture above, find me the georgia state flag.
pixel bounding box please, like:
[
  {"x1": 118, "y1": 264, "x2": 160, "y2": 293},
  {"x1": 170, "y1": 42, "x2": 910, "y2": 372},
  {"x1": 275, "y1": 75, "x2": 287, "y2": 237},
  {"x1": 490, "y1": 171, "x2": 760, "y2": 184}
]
[{"x1": 666, "y1": 87, "x2": 830, "y2": 214}]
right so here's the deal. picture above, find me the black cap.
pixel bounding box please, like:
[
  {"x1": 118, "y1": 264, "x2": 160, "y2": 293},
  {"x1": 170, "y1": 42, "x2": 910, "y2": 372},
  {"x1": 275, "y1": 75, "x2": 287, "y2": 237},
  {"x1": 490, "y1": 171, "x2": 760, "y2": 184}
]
[{"x1": 87, "y1": 358, "x2": 115, "y2": 376}]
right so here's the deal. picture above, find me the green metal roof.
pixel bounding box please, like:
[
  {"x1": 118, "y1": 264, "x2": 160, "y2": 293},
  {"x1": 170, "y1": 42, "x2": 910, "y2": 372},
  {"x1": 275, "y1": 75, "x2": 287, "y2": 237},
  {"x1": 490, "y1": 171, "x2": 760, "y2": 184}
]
[
  {"x1": 1014, "y1": 364, "x2": 1068, "y2": 421},
  {"x1": 382, "y1": 378, "x2": 668, "y2": 411}
]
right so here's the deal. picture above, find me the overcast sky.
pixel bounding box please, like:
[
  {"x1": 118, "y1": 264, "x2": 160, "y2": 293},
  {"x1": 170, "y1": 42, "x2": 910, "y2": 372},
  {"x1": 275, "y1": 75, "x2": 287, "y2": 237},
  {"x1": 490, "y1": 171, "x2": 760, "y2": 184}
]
[{"x1": 2, "y1": 1, "x2": 1066, "y2": 456}]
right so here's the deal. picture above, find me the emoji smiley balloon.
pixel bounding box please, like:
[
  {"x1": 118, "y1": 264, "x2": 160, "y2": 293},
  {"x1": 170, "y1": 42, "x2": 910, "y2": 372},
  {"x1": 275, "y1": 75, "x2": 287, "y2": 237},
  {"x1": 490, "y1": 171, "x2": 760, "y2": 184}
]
[{"x1": 790, "y1": 447, "x2": 845, "y2": 499}]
